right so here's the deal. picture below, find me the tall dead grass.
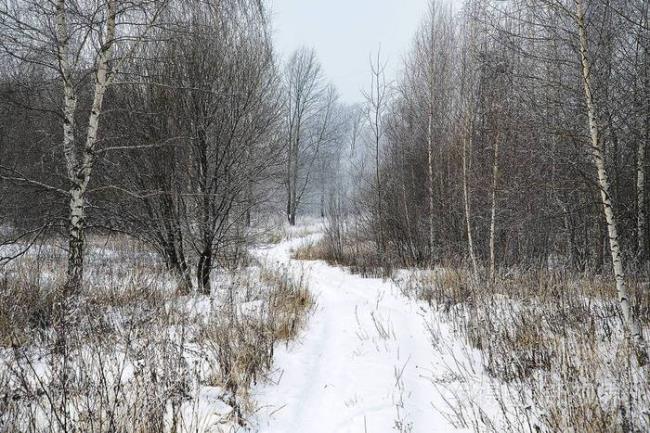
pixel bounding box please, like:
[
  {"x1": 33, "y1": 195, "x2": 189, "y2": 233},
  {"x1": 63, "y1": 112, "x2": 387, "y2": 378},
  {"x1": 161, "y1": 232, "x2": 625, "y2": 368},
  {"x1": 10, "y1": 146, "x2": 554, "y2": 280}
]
[
  {"x1": 401, "y1": 268, "x2": 650, "y2": 433},
  {"x1": 293, "y1": 237, "x2": 392, "y2": 278},
  {"x1": 0, "y1": 239, "x2": 313, "y2": 432},
  {"x1": 201, "y1": 266, "x2": 313, "y2": 422}
]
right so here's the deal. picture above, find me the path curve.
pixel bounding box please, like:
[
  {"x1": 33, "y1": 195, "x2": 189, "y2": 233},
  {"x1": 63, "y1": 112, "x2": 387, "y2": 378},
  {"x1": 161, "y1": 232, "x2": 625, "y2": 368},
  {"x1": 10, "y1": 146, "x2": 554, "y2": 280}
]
[{"x1": 252, "y1": 237, "x2": 472, "y2": 433}]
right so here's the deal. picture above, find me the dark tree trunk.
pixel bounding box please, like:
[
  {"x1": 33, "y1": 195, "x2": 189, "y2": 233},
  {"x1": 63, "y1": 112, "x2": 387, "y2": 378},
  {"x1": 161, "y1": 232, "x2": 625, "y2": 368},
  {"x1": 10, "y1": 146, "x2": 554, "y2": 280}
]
[
  {"x1": 197, "y1": 248, "x2": 212, "y2": 295},
  {"x1": 164, "y1": 241, "x2": 191, "y2": 294}
]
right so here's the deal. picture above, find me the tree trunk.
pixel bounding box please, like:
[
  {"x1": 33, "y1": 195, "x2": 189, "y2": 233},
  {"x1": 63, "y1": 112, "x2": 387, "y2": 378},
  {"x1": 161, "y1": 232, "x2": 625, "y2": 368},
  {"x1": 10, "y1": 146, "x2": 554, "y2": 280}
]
[
  {"x1": 374, "y1": 106, "x2": 384, "y2": 256},
  {"x1": 165, "y1": 235, "x2": 191, "y2": 294},
  {"x1": 462, "y1": 107, "x2": 479, "y2": 279},
  {"x1": 596, "y1": 211, "x2": 605, "y2": 274},
  {"x1": 638, "y1": 31, "x2": 649, "y2": 263},
  {"x1": 289, "y1": 144, "x2": 297, "y2": 226},
  {"x1": 576, "y1": 0, "x2": 648, "y2": 366},
  {"x1": 58, "y1": 0, "x2": 117, "y2": 293},
  {"x1": 638, "y1": 130, "x2": 646, "y2": 261},
  {"x1": 320, "y1": 169, "x2": 326, "y2": 219},
  {"x1": 427, "y1": 110, "x2": 435, "y2": 263},
  {"x1": 489, "y1": 131, "x2": 501, "y2": 284},
  {"x1": 197, "y1": 248, "x2": 212, "y2": 295},
  {"x1": 177, "y1": 250, "x2": 191, "y2": 293},
  {"x1": 287, "y1": 134, "x2": 294, "y2": 225},
  {"x1": 65, "y1": 188, "x2": 85, "y2": 295},
  {"x1": 401, "y1": 143, "x2": 417, "y2": 264},
  {"x1": 288, "y1": 134, "x2": 299, "y2": 226}
]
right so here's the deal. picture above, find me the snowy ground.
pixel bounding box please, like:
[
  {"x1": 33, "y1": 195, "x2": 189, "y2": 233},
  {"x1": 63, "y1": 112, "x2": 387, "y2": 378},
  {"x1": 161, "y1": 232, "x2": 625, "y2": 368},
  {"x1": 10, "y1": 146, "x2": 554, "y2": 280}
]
[
  {"x1": 250, "y1": 236, "x2": 484, "y2": 433},
  {"x1": 3, "y1": 225, "x2": 644, "y2": 432},
  {"x1": 0, "y1": 226, "x2": 511, "y2": 433}
]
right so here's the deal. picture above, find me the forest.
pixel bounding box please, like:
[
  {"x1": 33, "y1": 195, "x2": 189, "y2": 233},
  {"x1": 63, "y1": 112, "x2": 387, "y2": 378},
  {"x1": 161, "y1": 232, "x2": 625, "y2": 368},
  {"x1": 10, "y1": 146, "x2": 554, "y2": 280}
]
[{"x1": 0, "y1": 0, "x2": 649, "y2": 432}]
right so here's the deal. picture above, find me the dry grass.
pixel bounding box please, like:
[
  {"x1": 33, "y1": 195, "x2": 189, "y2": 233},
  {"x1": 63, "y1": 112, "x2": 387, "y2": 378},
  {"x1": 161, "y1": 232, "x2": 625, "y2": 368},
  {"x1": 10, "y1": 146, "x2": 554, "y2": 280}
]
[
  {"x1": 0, "y1": 244, "x2": 176, "y2": 348},
  {"x1": 401, "y1": 268, "x2": 650, "y2": 433},
  {"x1": 262, "y1": 266, "x2": 314, "y2": 341},
  {"x1": 292, "y1": 239, "x2": 327, "y2": 261},
  {"x1": 293, "y1": 237, "x2": 392, "y2": 278},
  {"x1": 0, "y1": 238, "x2": 314, "y2": 432},
  {"x1": 0, "y1": 278, "x2": 58, "y2": 346},
  {"x1": 199, "y1": 266, "x2": 313, "y2": 422}
]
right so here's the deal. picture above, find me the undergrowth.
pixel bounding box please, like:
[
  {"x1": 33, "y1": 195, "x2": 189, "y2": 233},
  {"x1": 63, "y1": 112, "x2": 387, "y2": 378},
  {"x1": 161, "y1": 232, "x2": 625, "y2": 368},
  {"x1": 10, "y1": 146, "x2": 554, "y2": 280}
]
[
  {"x1": 0, "y1": 238, "x2": 313, "y2": 433},
  {"x1": 400, "y1": 268, "x2": 650, "y2": 433}
]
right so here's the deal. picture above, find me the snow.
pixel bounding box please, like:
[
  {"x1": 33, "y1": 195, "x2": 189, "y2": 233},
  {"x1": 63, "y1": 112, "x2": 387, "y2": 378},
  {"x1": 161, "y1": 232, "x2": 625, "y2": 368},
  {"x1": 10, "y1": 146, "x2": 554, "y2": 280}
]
[
  {"x1": 250, "y1": 236, "x2": 478, "y2": 433},
  {"x1": 1, "y1": 228, "x2": 512, "y2": 432},
  {"x1": 169, "y1": 386, "x2": 234, "y2": 433}
]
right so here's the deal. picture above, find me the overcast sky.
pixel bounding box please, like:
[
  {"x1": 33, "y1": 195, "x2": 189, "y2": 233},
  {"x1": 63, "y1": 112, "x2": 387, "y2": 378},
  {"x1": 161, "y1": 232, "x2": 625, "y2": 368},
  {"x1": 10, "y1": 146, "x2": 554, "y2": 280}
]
[{"x1": 269, "y1": 0, "x2": 431, "y2": 104}]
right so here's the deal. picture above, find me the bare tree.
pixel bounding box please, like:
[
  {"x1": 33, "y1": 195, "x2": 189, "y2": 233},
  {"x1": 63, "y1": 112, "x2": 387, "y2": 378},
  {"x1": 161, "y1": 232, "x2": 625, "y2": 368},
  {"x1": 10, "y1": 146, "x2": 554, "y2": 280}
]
[
  {"x1": 458, "y1": 1, "x2": 480, "y2": 278},
  {"x1": 284, "y1": 48, "x2": 338, "y2": 225},
  {"x1": 363, "y1": 49, "x2": 390, "y2": 254},
  {"x1": 573, "y1": 0, "x2": 648, "y2": 365},
  {"x1": 0, "y1": 0, "x2": 167, "y2": 293},
  {"x1": 103, "y1": 0, "x2": 282, "y2": 294},
  {"x1": 635, "y1": 2, "x2": 650, "y2": 262}
]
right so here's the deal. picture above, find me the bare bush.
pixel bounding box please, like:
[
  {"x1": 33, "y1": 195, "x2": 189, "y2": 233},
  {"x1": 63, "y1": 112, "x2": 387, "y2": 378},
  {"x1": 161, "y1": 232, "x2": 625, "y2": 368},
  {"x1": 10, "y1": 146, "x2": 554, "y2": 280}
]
[{"x1": 0, "y1": 240, "x2": 313, "y2": 432}]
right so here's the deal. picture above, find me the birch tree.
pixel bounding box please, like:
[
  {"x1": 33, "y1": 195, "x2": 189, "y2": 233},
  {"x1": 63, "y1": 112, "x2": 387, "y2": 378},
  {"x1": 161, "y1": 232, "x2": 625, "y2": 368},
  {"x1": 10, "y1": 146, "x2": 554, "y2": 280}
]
[
  {"x1": 484, "y1": 1, "x2": 513, "y2": 284},
  {"x1": 574, "y1": 0, "x2": 648, "y2": 365},
  {"x1": 418, "y1": 1, "x2": 455, "y2": 262},
  {"x1": 635, "y1": 1, "x2": 649, "y2": 262},
  {"x1": 0, "y1": 0, "x2": 167, "y2": 293},
  {"x1": 459, "y1": 0, "x2": 480, "y2": 279}
]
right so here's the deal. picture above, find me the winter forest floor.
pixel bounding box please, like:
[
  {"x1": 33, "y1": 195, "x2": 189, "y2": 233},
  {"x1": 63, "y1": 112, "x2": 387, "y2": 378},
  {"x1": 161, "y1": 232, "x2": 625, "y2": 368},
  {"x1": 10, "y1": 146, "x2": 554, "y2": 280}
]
[
  {"x1": 1, "y1": 221, "x2": 648, "y2": 432},
  {"x1": 255, "y1": 235, "x2": 439, "y2": 432},
  {"x1": 253, "y1": 226, "x2": 650, "y2": 433},
  {"x1": 251, "y1": 233, "x2": 497, "y2": 433}
]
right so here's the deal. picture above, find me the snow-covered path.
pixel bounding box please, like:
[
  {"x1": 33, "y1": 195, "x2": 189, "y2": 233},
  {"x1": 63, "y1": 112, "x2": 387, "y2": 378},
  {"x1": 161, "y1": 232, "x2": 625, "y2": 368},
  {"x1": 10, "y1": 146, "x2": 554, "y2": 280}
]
[{"x1": 252, "y1": 237, "x2": 472, "y2": 433}]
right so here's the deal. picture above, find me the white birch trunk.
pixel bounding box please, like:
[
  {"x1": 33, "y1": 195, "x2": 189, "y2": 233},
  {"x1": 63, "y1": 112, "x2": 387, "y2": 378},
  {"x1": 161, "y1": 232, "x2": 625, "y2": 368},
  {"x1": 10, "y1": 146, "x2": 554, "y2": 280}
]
[
  {"x1": 400, "y1": 143, "x2": 416, "y2": 263},
  {"x1": 638, "y1": 135, "x2": 646, "y2": 259},
  {"x1": 638, "y1": 33, "x2": 649, "y2": 261},
  {"x1": 489, "y1": 131, "x2": 500, "y2": 284},
  {"x1": 576, "y1": 0, "x2": 648, "y2": 365},
  {"x1": 56, "y1": 0, "x2": 81, "y2": 295},
  {"x1": 59, "y1": 0, "x2": 117, "y2": 293},
  {"x1": 427, "y1": 109, "x2": 435, "y2": 262},
  {"x1": 461, "y1": 3, "x2": 479, "y2": 280},
  {"x1": 55, "y1": 0, "x2": 77, "y2": 182},
  {"x1": 426, "y1": 10, "x2": 436, "y2": 263},
  {"x1": 462, "y1": 108, "x2": 479, "y2": 279}
]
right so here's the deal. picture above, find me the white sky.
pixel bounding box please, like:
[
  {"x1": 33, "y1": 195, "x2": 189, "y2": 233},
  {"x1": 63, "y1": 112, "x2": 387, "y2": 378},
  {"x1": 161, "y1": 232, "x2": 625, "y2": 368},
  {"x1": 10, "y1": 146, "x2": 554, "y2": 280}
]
[{"x1": 269, "y1": 0, "x2": 431, "y2": 104}]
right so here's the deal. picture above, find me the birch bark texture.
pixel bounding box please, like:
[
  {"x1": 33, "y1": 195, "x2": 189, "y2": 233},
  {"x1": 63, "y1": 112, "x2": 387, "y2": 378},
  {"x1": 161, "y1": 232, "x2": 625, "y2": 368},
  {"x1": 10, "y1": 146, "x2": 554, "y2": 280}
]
[
  {"x1": 459, "y1": 4, "x2": 479, "y2": 280},
  {"x1": 636, "y1": 1, "x2": 649, "y2": 261},
  {"x1": 576, "y1": 0, "x2": 648, "y2": 366},
  {"x1": 56, "y1": 0, "x2": 118, "y2": 295},
  {"x1": 39, "y1": 0, "x2": 167, "y2": 293}
]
